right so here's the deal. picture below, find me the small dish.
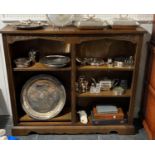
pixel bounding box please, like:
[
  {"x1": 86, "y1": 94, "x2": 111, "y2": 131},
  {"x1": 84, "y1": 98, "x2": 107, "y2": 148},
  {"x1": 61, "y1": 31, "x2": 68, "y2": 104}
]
[
  {"x1": 15, "y1": 20, "x2": 45, "y2": 30},
  {"x1": 14, "y1": 58, "x2": 31, "y2": 68},
  {"x1": 112, "y1": 87, "x2": 125, "y2": 96},
  {"x1": 16, "y1": 24, "x2": 44, "y2": 30},
  {"x1": 76, "y1": 57, "x2": 104, "y2": 66},
  {"x1": 114, "y1": 61, "x2": 124, "y2": 67}
]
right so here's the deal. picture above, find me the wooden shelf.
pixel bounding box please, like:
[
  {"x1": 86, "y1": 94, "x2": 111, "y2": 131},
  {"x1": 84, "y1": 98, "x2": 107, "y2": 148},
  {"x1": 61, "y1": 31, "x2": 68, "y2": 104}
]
[
  {"x1": 77, "y1": 65, "x2": 134, "y2": 71},
  {"x1": 74, "y1": 114, "x2": 127, "y2": 126},
  {"x1": 18, "y1": 122, "x2": 72, "y2": 126},
  {"x1": 12, "y1": 124, "x2": 135, "y2": 135},
  {"x1": 20, "y1": 111, "x2": 71, "y2": 122},
  {"x1": 77, "y1": 89, "x2": 131, "y2": 98},
  {"x1": 13, "y1": 63, "x2": 71, "y2": 71},
  {"x1": 76, "y1": 119, "x2": 128, "y2": 126}
]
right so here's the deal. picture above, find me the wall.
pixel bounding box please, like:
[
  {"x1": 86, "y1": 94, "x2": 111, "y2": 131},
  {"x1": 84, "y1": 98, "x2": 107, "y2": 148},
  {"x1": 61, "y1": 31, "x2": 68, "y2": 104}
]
[
  {"x1": 0, "y1": 14, "x2": 153, "y2": 117},
  {"x1": 0, "y1": 18, "x2": 11, "y2": 115}
]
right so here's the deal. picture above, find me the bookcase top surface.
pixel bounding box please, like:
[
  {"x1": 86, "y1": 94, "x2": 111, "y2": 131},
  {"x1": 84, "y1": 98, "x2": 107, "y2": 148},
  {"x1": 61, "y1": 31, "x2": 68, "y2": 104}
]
[{"x1": 0, "y1": 25, "x2": 146, "y2": 35}]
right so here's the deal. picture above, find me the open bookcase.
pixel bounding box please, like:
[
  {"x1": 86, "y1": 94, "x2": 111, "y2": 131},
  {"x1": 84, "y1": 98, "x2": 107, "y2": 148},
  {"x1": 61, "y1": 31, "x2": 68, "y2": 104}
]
[{"x1": 0, "y1": 25, "x2": 145, "y2": 135}]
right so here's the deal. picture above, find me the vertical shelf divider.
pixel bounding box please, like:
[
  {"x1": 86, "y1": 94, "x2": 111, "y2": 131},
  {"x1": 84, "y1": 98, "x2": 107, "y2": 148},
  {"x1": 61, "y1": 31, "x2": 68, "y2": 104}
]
[
  {"x1": 71, "y1": 43, "x2": 77, "y2": 123},
  {"x1": 128, "y1": 36, "x2": 144, "y2": 124}
]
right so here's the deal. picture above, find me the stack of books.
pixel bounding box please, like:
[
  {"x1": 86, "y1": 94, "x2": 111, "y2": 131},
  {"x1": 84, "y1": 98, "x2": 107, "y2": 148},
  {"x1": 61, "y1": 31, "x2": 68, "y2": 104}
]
[{"x1": 91, "y1": 105, "x2": 126, "y2": 125}]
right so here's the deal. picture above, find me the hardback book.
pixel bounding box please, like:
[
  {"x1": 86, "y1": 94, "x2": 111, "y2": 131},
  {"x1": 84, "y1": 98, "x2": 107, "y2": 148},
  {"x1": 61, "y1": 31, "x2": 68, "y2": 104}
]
[
  {"x1": 93, "y1": 107, "x2": 124, "y2": 120},
  {"x1": 91, "y1": 111, "x2": 126, "y2": 125},
  {"x1": 96, "y1": 105, "x2": 118, "y2": 114}
]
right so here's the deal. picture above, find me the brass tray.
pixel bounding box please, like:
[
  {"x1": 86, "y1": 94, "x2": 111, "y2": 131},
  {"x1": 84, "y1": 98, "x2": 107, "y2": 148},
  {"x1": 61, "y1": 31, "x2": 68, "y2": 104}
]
[{"x1": 21, "y1": 74, "x2": 66, "y2": 120}]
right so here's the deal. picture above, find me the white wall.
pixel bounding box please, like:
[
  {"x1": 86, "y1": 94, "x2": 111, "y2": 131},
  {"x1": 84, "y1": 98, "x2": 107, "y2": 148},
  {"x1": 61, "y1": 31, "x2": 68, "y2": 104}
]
[
  {"x1": 0, "y1": 18, "x2": 12, "y2": 115},
  {"x1": 0, "y1": 14, "x2": 153, "y2": 117}
]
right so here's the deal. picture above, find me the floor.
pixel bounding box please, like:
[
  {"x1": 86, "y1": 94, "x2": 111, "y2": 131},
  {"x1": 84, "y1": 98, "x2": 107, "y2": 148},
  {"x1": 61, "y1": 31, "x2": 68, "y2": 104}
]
[{"x1": 0, "y1": 115, "x2": 148, "y2": 140}]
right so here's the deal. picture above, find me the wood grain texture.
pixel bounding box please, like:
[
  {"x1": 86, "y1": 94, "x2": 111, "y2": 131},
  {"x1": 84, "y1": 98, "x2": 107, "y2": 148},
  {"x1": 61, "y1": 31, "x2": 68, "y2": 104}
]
[
  {"x1": 13, "y1": 63, "x2": 71, "y2": 72},
  {"x1": 0, "y1": 25, "x2": 146, "y2": 34},
  {"x1": 20, "y1": 111, "x2": 71, "y2": 122},
  {"x1": 12, "y1": 125, "x2": 135, "y2": 136},
  {"x1": 78, "y1": 65, "x2": 134, "y2": 71},
  {"x1": 128, "y1": 34, "x2": 144, "y2": 124},
  {"x1": 77, "y1": 89, "x2": 131, "y2": 98},
  {"x1": 143, "y1": 15, "x2": 155, "y2": 140}
]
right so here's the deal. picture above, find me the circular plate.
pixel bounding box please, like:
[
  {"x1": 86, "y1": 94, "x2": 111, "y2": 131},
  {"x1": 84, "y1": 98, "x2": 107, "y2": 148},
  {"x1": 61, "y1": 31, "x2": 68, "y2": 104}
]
[
  {"x1": 40, "y1": 55, "x2": 70, "y2": 68},
  {"x1": 16, "y1": 24, "x2": 44, "y2": 30},
  {"x1": 21, "y1": 74, "x2": 66, "y2": 120},
  {"x1": 47, "y1": 14, "x2": 74, "y2": 27}
]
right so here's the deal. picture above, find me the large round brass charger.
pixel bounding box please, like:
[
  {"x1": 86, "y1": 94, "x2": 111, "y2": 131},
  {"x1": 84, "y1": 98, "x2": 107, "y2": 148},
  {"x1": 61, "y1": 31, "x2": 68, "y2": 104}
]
[{"x1": 21, "y1": 74, "x2": 66, "y2": 120}]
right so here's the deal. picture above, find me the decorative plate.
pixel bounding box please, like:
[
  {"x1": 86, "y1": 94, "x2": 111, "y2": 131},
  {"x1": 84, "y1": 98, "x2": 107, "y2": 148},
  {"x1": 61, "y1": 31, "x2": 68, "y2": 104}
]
[
  {"x1": 21, "y1": 74, "x2": 66, "y2": 120},
  {"x1": 16, "y1": 24, "x2": 44, "y2": 30},
  {"x1": 15, "y1": 20, "x2": 45, "y2": 30}
]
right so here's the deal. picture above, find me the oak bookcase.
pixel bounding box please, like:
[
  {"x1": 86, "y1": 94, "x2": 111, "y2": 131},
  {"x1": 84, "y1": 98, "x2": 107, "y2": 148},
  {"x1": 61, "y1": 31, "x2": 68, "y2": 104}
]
[{"x1": 0, "y1": 25, "x2": 145, "y2": 135}]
